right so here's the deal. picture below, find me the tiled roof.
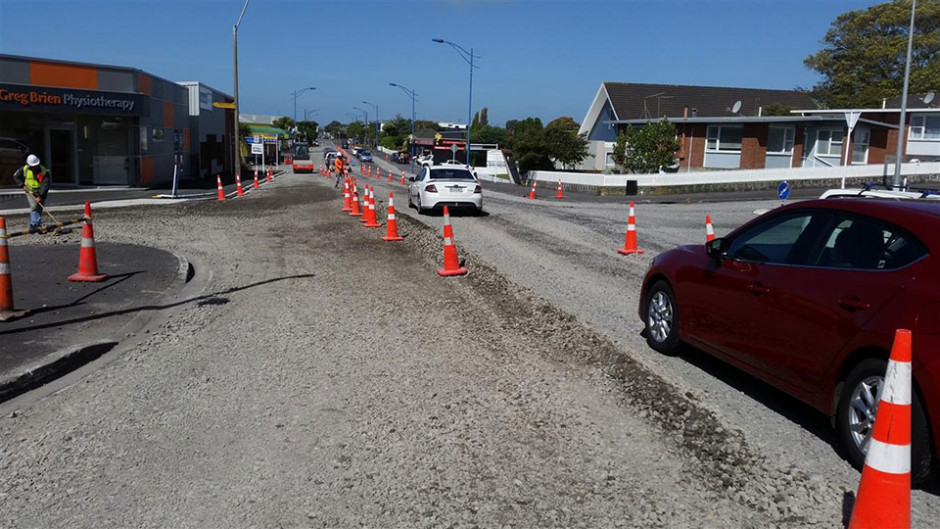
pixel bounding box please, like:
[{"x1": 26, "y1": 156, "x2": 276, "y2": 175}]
[
  {"x1": 886, "y1": 93, "x2": 937, "y2": 109},
  {"x1": 603, "y1": 82, "x2": 816, "y2": 120}
]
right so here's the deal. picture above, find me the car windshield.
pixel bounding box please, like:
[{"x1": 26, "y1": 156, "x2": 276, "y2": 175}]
[
  {"x1": 361, "y1": 151, "x2": 371, "y2": 156},
  {"x1": 294, "y1": 145, "x2": 310, "y2": 160},
  {"x1": 429, "y1": 168, "x2": 475, "y2": 181}
]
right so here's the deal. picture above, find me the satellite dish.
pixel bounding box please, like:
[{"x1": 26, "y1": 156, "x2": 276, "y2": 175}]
[
  {"x1": 731, "y1": 100, "x2": 742, "y2": 114},
  {"x1": 924, "y1": 92, "x2": 936, "y2": 105}
]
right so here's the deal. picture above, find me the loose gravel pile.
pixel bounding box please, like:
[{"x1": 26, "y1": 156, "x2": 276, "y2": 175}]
[{"x1": 0, "y1": 174, "x2": 933, "y2": 528}]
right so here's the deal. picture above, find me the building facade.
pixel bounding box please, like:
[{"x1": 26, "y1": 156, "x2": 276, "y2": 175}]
[{"x1": 179, "y1": 81, "x2": 234, "y2": 180}]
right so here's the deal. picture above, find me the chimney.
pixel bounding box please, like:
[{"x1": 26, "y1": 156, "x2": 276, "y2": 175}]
[
  {"x1": 691, "y1": 108, "x2": 697, "y2": 118},
  {"x1": 683, "y1": 106, "x2": 689, "y2": 118},
  {"x1": 882, "y1": 98, "x2": 887, "y2": 109}
]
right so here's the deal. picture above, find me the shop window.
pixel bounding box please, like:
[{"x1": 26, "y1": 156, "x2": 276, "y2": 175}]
[
  {"x1": 705, "y1": 125, "x2": 743, "y2": 152},
  {"x1": 767, "y1": 126, "x2": 795, "y2": 154},
  {"x1": 910, "y1": 114, "x2": 940, "y2": 140}
]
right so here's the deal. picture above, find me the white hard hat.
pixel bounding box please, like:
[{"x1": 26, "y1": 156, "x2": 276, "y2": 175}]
[{"x1": 27, "y1": 154, "x2": 40, "y2": 167}]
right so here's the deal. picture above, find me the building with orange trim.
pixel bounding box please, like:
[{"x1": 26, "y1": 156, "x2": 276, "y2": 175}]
[{"x1": 0, "y1": 54, "x2": 234, "y2": 188}]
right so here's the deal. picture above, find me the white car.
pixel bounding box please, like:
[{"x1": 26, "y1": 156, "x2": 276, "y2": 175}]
[
  {"x1": 820, "y1": 187, "x2": 940, "y2": 200},
  {"x1": 415, "y1": 153, "x2": 434, "y2": 167},
  {"x1": 408, "y1": 165, "x2": 483, "y2": 214}
]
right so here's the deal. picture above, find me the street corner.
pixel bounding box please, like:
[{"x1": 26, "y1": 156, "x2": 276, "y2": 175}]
[{"x1": 0, "y1": 241, "x2": 189, "y2": 403}]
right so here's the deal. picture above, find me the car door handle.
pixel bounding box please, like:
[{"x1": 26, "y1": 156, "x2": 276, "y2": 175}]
[
  {"x1": 838, "y1": 297, "x2": 871, "y2": 311},
  {"x1": 747, "y1": 283, "x2": 772, "y2": 296}
]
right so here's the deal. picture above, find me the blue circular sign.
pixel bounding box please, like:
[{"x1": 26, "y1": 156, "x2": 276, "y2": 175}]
[{"x1": 777, "y1": 181, "x2": 790, "y2": 201}]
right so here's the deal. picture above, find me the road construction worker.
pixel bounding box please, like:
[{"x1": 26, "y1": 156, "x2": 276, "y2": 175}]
[
  {"x1": 333, "y1": 154, "x2": 346, "y2": 188},
  {"x1": 12, "y1": 155, "x2": 51, "y2": 231}
]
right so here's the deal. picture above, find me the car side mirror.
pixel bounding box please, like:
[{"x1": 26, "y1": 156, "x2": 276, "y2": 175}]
[
  {"x1": 705, "y1": 237, "x2": 729, "y2": 260},
  {"x1": 408, "y1": 176, "x2": 416, "y2": 182}
]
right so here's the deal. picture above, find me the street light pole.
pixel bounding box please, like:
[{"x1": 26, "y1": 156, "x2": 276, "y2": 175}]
[
  {"x1": 233, "y1": 0, "x2": 250, "y2": 179},
  {"x1": 390, "y1": 82, "x2": 417, "y2": 175},
  {"x1": 433, "y1": 38, "x2": 479, "y2": 170},
  {"x1": 292, "y1": 87, "x2": 316, "y2": 142},
  {"x1": 362, "y1": 100, "x2": 379, "y2": 148},
  {"x1": 893, "y1": 0, "x2": 917, "y2": 190}
]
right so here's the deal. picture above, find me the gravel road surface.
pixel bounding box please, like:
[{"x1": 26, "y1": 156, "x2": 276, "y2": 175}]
[{"x1": 0, "y1": 169, "x2": 936, "y2": 528}]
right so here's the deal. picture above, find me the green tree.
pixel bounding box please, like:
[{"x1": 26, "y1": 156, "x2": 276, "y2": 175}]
[
  {"x1": 543, "y1": 117, "x2": 589, "y2": 170},
  {"x1": 612, "y1": 130, "x2": 629, "y2": 169},
  {"x1": 325, "y1": 120, "x2": 344, "y2": 138},
  {"x1": 804, "y1": 0, "x2": 940, "y2": 108},
  {"x1": 473, "y1": 125, "x2": 508, "y2": 146},
  {"x1": 414, "y1": 120, "x2": 439, "y2": 131},
  {"x1": 296, "y1": 120, "x2": 319, "y2": 141},
  {"x1": 345, "y1": 121, "x2": 367, "y2": 143},
  {"x1": 272, "y1": 116, "x2": 294, "y2": 134},
  {"x1": 620, "y1": 120, "x2": 681, "y2": 174},
  {"x1": 480, "y1": 107, "x2": 489, "y2": 127},
  {"x1": 470, "y1": 111, "x2": 480, "y2": 133},
  {"x1": 760, "y1": 103, "x2": 795, "y2": 116}
]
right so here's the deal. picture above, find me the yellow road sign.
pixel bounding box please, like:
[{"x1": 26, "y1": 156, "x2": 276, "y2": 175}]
[{"x1": 213, "y1": 101, "x2": 236, "y2": 109}]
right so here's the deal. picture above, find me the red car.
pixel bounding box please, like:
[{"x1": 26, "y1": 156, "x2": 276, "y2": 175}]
[{"x1": 639, "y1": 198, "x2": 940, "y2": 483}]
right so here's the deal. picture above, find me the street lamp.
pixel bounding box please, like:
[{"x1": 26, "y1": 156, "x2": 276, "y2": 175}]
[
  {"x1": 353, "y1": 106, "x2": 368, "y2": 143},
  {"x1": 432, "y1": 38, "x2": 479, "y2": 170},
  {"x1": 893, "y1": 0, "x2": 917, "y2": 190},
  {"x1": 361, "y1": 100, "x2": 379, "y2": 148},
  {"x1": 233, "y1": 0, "x2": 251, "y2": 178},
  {"x1": 304, "y1": 108, "x2": 319, "y2": 121},
  {"x1": 390, "y1": 82, "x2": 417, "y2": 174},
  {"x1": 291, "y1": 87, "x2": 316, "y2": 141}
]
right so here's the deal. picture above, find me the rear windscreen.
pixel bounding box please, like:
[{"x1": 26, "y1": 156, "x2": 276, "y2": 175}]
[{"x1": 429, "y1": 169, "x2": 474, "y2": 180}]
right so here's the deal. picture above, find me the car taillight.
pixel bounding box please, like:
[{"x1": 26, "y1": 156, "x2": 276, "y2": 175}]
[
  {"x1": 474, "y1": 185, "x2": 482, "y2": 194},
  {"x1": 425, "y1": 184, "x2": 438, "y2": 193}
]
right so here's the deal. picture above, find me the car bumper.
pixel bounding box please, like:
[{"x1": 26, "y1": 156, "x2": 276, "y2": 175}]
[{"x1": 422, "y1": 194, "x2": 483, "y2": 212}]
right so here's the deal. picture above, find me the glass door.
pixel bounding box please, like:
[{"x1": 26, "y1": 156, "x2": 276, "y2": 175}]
[{"x1": 49, "y1": 127, "x2": 77, "y2": 185}]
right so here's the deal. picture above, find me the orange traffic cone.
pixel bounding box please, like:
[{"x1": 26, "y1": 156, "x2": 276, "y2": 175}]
[
  {"x1": 848, "y1": 329, "x2": 913, "y2": 529},
  {"x1": 364, "y1": 187, "x2": 382, "y2": 228},
  {"x1": 527, "y1": 180, "x2": 537, "y2": 199},
  {"x1": 342, "y1": 178, "x2": 352, "y2": 211},
  {"x1": 706, "y1": 215, "x2": 715, "y2": 242},
  {"x1": 68, "y1": 202, "x2": 107, "y2": 282},
  {"x1": 617, "y1": 201, "x2": 645, "y2": 255},
  {"x1": 388, "y1": 170, "x2": 393, "y2": 183},
  {"x1": 555, "y1": 179, "x2": 564, "y2": 199},
  {"x1": 349, "y1": 187, "x2": 362, "y2": 217},
  {"x1": 401, "y1": 172, "x2": 406, "y2": 185},
  {"x1": 253, "y1": 169, "x2": 259, "y2": 188},
  {"x1": 438, "y1": 206, "x2": 468, "y2": 276},
  {"x1": 266, "y1": 167, "x2": 272, "y2": 183},
  {"x1": 235, "y1": 172, "x2": 244, "y2": 196},
  {"x1": 382, "y1": 193, "x2": 404, "y2": 242},
  {"x1": 359, "y1": 187, "x2": 371, "y2": 224},
  {"x1": 216, "y1": 174, "x2": 226, "y2": 201}
]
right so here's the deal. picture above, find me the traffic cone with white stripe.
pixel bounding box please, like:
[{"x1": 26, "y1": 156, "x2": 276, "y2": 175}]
[
  {"x1": 388, "y1": 170, "x2": 393, "y2": 183},
  {"x1": 364, "y1": 187, "x2": 382, "y2": 228},
  {"x1": 438, "y1": 206, "x2": 468, "y2": 276},
  {"x1": 706, "y1": 215, "x2": 715, "y2": 242},
  {"x1": 382, "y1": 193, "x2": 404, "y2": 242},
  {"x1": 235, "y1": 172, "x2": 244, "y2": 196},
  {"x1": 68, "y1": 202, "x2": 107, "y2": 282},
  {"x1": 216, "y1": 174, "x2": 226, "y2": 201},
  {"x1": 848, "y1": 329, "x2": 912, "y2": 529},
  {"x1": 253, "y1": 169, "x2": 259, "y2": 188},
  {"x1": 359, "y1": 187, "x2": 371, "y2": 224},
  {"x1": 266, "y1": 167, "x2": 272, "y2": 183},
  {"x1": 527, "y1": 180, "x2": 537, "y2": 199},
  {"x1": 0, "y1": 217, "x2": 27, "y2": 321},
  {"x1": 555, "y1": 179, "x2": 564, "y2": 199},
  {"x1": 617, "y1": 201, "x2": 645, "y2": 255},
  {"x1": 342, "y1": 178, "x2": 352, "y2": 212},
  {"x1": 401, "y1": 172, "x2": 406, "y2": 185},
  {"x1": 349, "y1": 187, "x2": 362, "y2": 217}
]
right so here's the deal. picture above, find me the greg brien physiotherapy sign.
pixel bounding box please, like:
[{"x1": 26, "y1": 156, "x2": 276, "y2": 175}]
[{"x1": 0, "y1": 83, "x2": 145, "y2": 116}]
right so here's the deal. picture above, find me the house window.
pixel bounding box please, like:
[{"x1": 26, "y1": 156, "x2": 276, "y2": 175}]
[
  {"x1": 705, "y1": 125, "x2": 743, "y2": 151},
  {"x1": 852, "y1": 128, "x2": 870, "y2": 164},
  {"x1": 816, "y1": 129, "x2": 843, "y2": 157},
  {"x1": 910, "y1": 114, "x2": 940, "y2": 140},
  {"x1": 767, "y1": 126, "x2": 795, "y2": 154},
  {"x1": 605, "y1": 152, "x2": 615, "y2": 166}
]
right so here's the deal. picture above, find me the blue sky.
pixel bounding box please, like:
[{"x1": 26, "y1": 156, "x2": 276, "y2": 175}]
[{"x1": 0, "y1": 0, "x2": 881, "y2": 127}]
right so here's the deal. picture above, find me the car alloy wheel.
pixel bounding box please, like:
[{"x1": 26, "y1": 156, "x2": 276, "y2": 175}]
[
  {"x1": 644, "y1": 280, "x2": 680, "y2": 354},
  {"x1": 846, "y1": 374, "x2": 880, "y2": 453}
]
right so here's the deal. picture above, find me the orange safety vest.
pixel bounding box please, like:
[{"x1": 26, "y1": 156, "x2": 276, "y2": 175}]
[{"x1": 334, "y1": 158, "x2": 345, "y2": 172}]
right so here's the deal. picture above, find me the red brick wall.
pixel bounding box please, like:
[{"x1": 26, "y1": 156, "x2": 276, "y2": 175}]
[
  {"x1": 741, "y1": 124, "x2": 768, "y2": 169},
  {"x1": 792, "y1": 126, "x2": 805, "y2": 167},
  {"x1": 678, "y1": 123, "x2": 707, "y2": 169},
  {"x1": 868, "y1": 128, "x2": 889, "y2": 164}
]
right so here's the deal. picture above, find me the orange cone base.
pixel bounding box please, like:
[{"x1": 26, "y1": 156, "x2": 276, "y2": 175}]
[
  {"x1": 381, "y1": 235, "x2": 404, "y2": 242},
  {"x1": 617, "y1": 248, "x2": 644, "y2": 255},
  {"x1": 364, "y1": 220, "x2": 382, "y2": 228},
  {"x1": 0, "y1": 308, "x2": 30, "y2": 322},
  {"x1": 68, "y1": 271, "x2": 108, "y2": 282},
  {"x1": 437, "y1": 266, "x2": 468, "y2": 277}
]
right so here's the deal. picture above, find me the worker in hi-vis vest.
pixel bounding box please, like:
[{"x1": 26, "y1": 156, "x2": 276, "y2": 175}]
[{"x1": 12, "y1": 154, "x2": 51, "y2": 231}]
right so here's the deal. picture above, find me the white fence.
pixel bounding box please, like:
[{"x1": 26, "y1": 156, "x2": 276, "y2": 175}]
[{"x1": 530, "y1": 161, "x2": 940, "y2": 188}]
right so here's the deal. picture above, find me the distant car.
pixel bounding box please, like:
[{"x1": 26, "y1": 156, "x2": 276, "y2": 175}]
[
  {"x1": 341, "y1": 140, "x2": 349, "y2": 149},
  {"x1": 358, "y1": 150, "x2": 373, "y2": 162},
  {"x1": 393, "y1": 151, "x2": 410, "y2": 164},
  {"x1": 416, "y1": 153, "x2": 434, "y2": 167},
  {"x1": 639, "y1": 198, "x2": 940, "y2": 483},
  {"x1": 440, "y1": 159, "x2": 464, "y2": 167},
  {"x1": 408, "y1": 165, "x2": 482, "y2": 214}
]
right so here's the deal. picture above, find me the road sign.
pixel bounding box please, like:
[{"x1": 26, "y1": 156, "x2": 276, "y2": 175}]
[
  {"x1": 777, "y1": 181, "x2": 790, "y2": 201},
  {"x1": 450, "y1": 144, "x2": 458, "y2": 153},
  {"x1": 213, "y1": 101, "x2": 236, "y2": 109},
  {"x1": 253, "y1": 135, "x2": 261, "y2": 144},
  {"x1": 251, "y1": 143, "x2": 263, "y2": 155}
]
